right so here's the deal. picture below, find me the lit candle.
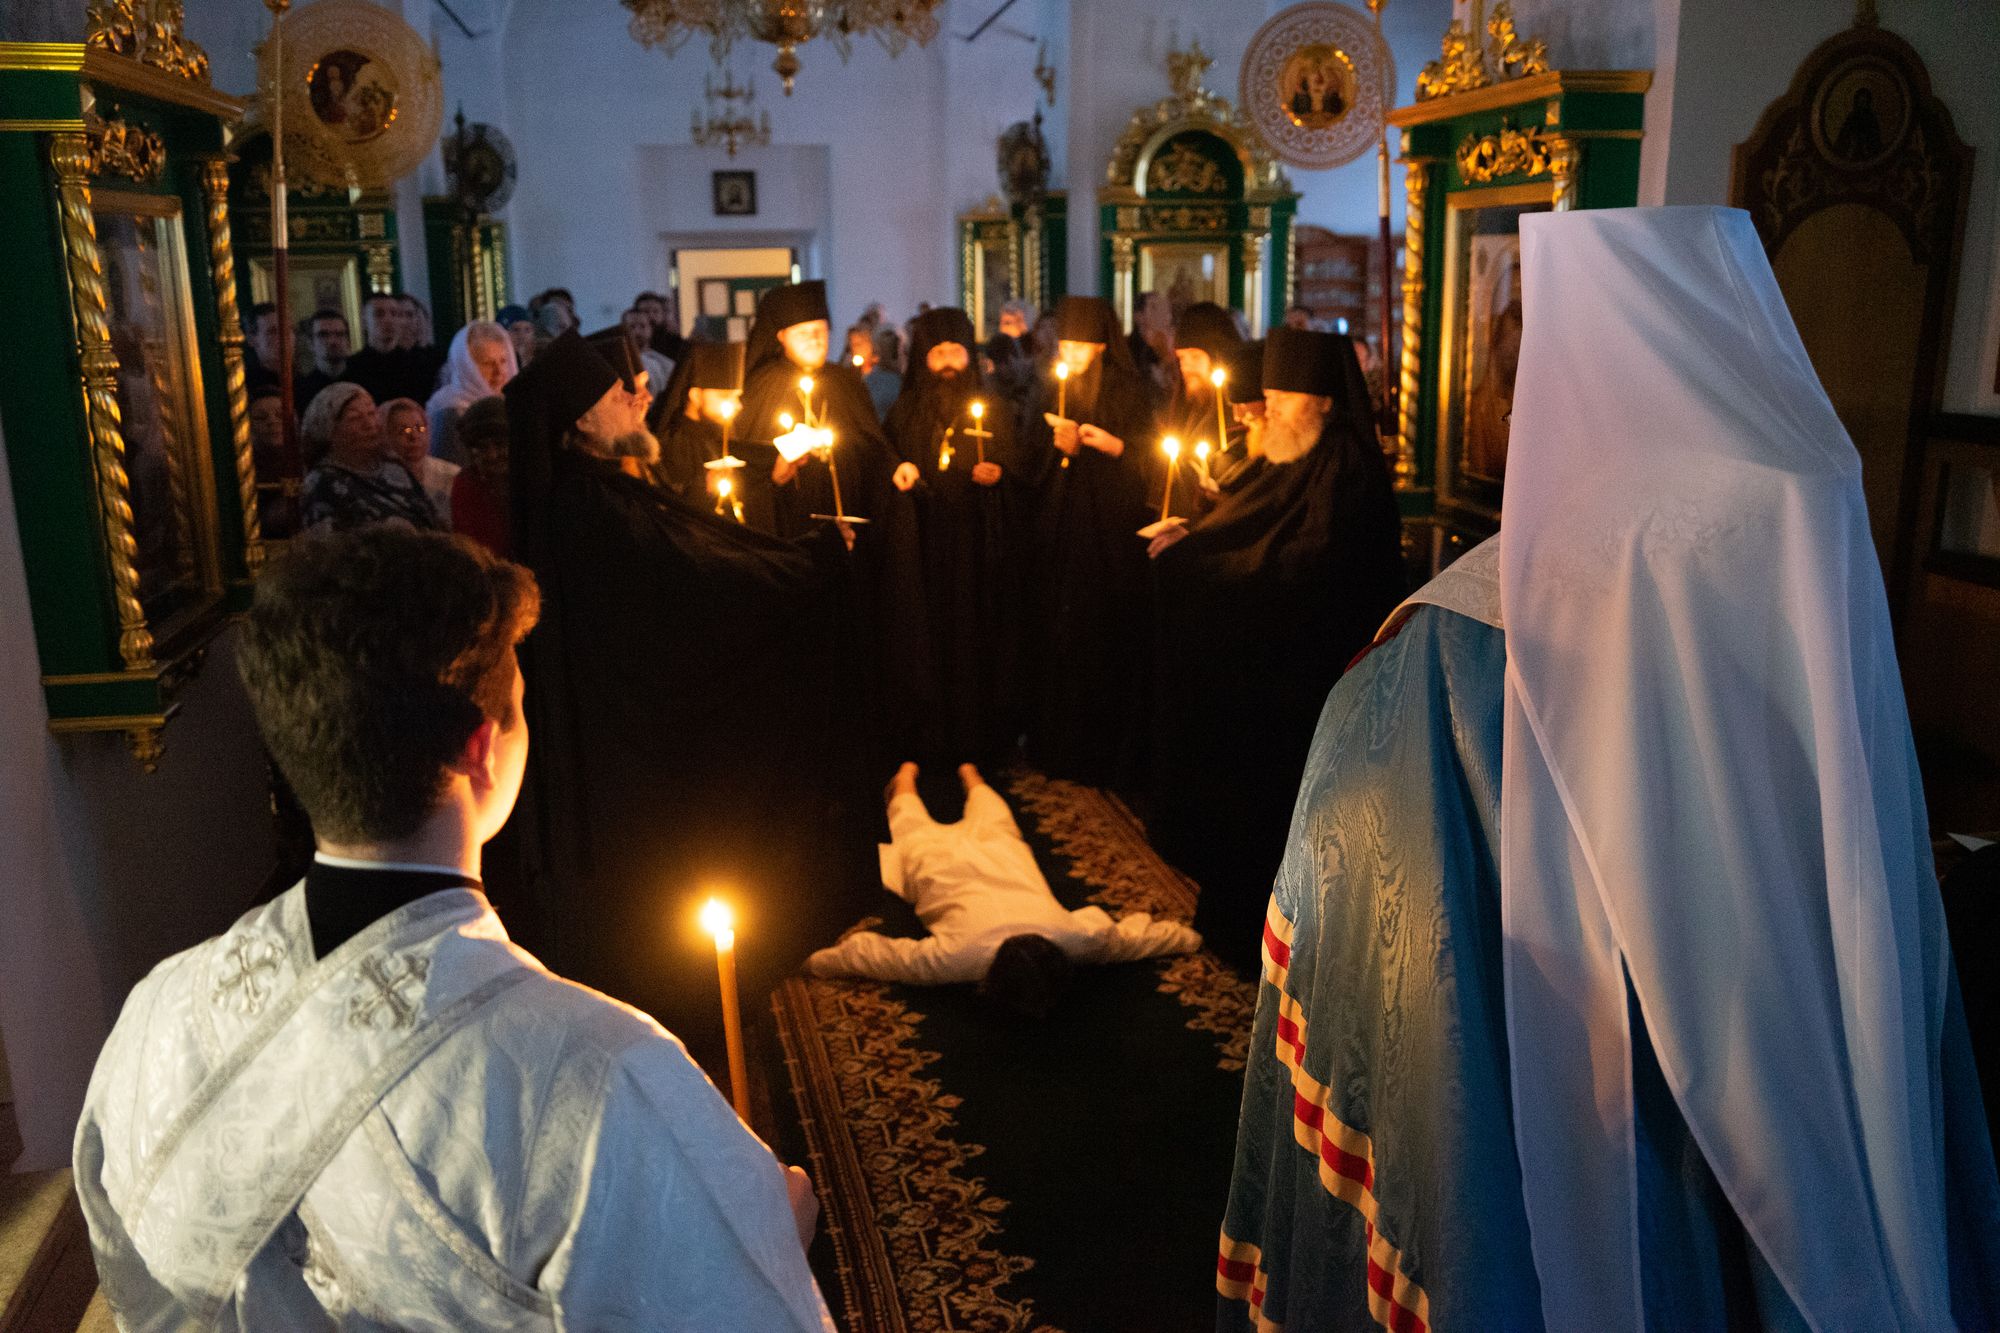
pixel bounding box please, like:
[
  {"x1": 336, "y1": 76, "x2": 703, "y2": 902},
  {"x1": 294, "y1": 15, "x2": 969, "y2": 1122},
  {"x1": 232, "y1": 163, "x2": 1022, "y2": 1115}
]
[
  {"x1": 797, "y1": 375, "x2": 817, "y2": 428},
  {"x1": 821, "y1": 429, "x2": 848, "y2": 518},
  {"x1": 852, "y1": 352, "x2": 864, "y2": 369},
  {"x1": 1195, "y1": 439, "x2": 1212, "y2": 485},
  {"x1": 966, "y1": 399, "x2": 990, "y2": 466},
  {"x1": 1159, "y1": 436, "x2": 1181, "y2": 523},
  {"x1": 1211, "y1": 366, "x2": 1230, "y2": 453},
  {"x1": 1054, "y1": 363, "x2": 1071, "y2": 469},
  {"x1": 699, "y1": 897, "x2": 751, "y2": 1120}
]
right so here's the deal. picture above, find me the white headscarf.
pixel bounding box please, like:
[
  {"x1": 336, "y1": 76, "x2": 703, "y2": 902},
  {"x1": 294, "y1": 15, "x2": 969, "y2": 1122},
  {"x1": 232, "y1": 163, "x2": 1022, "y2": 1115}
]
[
  {"x1": 426, "y1": 320, "x2": 517, "y2": 419},
  {"x1": 1500, "y1": 207, "x2": 1954, "y2": 1328}
]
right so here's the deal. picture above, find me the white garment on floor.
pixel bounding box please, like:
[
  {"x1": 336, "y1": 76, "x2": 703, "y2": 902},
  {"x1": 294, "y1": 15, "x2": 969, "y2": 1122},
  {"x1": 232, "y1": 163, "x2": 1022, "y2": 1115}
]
[
  {"x1": 805, "y1": 786, "x2": 1200, "y2": 984},
  {"x1": 74, "y1": 883, "x2": 833, "y2": 1332}
]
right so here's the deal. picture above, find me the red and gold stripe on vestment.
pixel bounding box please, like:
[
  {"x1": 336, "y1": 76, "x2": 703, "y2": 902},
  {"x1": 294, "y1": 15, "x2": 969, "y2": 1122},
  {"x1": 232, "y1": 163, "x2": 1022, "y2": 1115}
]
[
  {"x1": 1217, "y1": 1231, "x2": 1284, "y2": 1333},
  {"x1": 1258, "y1": 902, "x2": 1434, "y2": 1333}
]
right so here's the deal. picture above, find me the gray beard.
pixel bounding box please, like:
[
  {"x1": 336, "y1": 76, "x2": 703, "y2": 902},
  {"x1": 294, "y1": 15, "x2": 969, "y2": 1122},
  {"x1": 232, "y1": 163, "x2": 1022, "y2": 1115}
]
[
  {"x1": 1260, "y1": 416, "x2": 1321, "y2": 464},
  {"x1": 568, "y1": 427, "x2": 662, "y2": 465}
]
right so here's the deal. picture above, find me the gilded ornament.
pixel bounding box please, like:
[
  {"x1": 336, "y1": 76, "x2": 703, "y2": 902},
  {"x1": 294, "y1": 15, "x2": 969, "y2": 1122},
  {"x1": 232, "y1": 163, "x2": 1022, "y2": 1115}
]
[
  {"x1": 1417, "y1": 1, "x2": 1549, "y2": 102},
  {"x1": 199, "y1": 158, "x2": 264, "y2": 574},
  {"x1": 85, "y1": 0, "x2": 212, "y2": 84},
  {"x1": 1456, "y1": 121, "x2": 1555, "y2": 183},
  {"x1": 1147, "y1": 141, "x2": 1228, "y2": 195},
  {"x1": 84, "y1": 114, "x2": 167, "y2": 183},
  {"x1": 50, "y1": 132, "x2": 153, "y2": 672},
  {"x1": 1396, "y1": 152, "x2": 1428, "y2": 491},
  {"x1": 1107, "y1": 42, "x2": 1288, "y2": 197}
]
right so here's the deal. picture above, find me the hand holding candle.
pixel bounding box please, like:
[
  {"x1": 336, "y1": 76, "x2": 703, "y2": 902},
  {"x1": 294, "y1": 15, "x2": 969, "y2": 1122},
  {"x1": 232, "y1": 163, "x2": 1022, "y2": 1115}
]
[
  {"x1": 1159, "y1": 436, "x2": 1181, "y2": 523},
  {"x1": 699, "y1": 897, "x2": 752, "y2": 1121},
  {"x1": 967, "y1": 399, "x2": 990, "y2": 467},
  {"x1": 1054, "y1": 363, "x2": 1071, "y2": 468}
]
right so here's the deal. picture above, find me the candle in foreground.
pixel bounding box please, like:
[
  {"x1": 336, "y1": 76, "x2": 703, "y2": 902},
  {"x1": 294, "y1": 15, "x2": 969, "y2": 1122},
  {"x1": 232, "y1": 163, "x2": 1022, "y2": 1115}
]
[
  {"x1": 1160, "y1": 436, "x2": 1181, "y2": 523},
  {"x1": 719, "y1": 396, "x2": 739, "y2": 459},
  {"x1": 1211, "y1": 366, "x2": 1230, "y2": 451},
  {"x1": 1055, "y1": 364, "x2": 1071, "y2": 467},
  {"x1": 699, "y1": 897, "x2": 752, "y2": 1120},
  {"x1": 970, "y1": 399, "x2": 987, "y2": 465}
]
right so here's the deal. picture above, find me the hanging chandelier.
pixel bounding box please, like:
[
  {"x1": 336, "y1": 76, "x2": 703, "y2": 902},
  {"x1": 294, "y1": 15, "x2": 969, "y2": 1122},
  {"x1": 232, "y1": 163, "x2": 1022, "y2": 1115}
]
[
  {"x1": 623, "y1": 0, "x2": 944, "y2": 95},
  {"x1": 693, "y1": 67, "x2": 771, "y2": 156}
]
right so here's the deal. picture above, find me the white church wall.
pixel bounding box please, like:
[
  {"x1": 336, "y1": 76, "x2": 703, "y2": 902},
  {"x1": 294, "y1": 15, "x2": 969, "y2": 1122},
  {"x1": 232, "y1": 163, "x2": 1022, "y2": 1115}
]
[
  {"x1": 1652, "y1": 0, "x2": 2000, "y2": 414},
  {"x1": 0, "y1": 420, "x2": 276, "y2": 1170},
  {"x1": 499, "y1": 2, "x2": 961, "y2": 331}
]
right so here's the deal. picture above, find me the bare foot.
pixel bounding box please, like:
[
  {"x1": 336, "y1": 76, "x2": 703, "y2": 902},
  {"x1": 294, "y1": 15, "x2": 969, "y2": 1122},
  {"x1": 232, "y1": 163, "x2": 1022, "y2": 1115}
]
[
  {"x1": 885, "y1": 762, "x2": 919, "y2": 807},
  {"x1": 957, "y1": 763, "x2": 985, "y2": 794}
]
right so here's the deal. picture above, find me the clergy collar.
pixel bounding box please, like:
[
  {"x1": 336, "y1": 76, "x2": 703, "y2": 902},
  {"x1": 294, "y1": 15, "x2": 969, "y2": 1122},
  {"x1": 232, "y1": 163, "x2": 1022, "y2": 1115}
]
[{"x1": 305, "y1": 854, "x2": 482, "y2": 960}]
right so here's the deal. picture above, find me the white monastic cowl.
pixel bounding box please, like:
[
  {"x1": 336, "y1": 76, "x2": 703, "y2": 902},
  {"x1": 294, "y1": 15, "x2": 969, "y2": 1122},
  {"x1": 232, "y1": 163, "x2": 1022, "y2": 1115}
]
[{"x1": 1500, "y1": 206, "x2": 1954, "y2": 1329}]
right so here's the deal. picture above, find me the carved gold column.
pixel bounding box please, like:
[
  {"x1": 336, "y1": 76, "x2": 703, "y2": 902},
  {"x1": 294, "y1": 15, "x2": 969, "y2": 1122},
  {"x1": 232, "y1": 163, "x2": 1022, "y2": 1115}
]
[
  {"x1": 1109, "y1": 233, "x2": 1137, "y2": 330},
  {"x1": 199, "y1": 157, "x2": 265, "y2": 574},
  {"x1": 1395, "y1": 138, "x2": 1430, "y2": 492},
  {"x1": 51, "y1": 131, "x2": 153, "y2": 670},
  {"x1": 1549, "y1": 133, "x2": 1581, "y2": 211}
]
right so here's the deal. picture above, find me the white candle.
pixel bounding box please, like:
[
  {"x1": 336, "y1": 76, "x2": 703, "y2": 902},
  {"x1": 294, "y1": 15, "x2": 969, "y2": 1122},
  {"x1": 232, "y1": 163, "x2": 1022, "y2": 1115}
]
[{"x1": 699, "y1": 897, "x2": 752, "y2": 1121}]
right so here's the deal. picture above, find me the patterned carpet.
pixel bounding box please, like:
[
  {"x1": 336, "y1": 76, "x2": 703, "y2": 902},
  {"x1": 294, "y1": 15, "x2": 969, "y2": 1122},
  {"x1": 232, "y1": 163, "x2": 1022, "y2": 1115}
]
[{"x1": 769, "y1": 770, "x2": 1256, "y2": 1333}]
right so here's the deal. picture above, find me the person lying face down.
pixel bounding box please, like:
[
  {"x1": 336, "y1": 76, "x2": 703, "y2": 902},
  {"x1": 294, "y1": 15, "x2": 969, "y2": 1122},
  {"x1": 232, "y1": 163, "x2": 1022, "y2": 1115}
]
[{"x1": 804, "y1": 762, "x2": 1201, "y2": 1014}]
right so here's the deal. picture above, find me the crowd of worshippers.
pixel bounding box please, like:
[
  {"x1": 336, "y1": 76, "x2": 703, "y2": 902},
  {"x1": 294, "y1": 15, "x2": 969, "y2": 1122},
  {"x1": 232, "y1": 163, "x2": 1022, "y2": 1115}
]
[
  {"x1": 72, "y1": 208, "x2": 2000, "y2": 1332},
  {"x1": 252, "y1": 277, "x2": 1406, "y2": 982}
]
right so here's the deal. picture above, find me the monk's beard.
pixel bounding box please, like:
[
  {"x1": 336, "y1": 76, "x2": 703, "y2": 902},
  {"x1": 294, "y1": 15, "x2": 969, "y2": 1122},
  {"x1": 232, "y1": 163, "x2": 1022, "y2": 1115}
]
[
  {"x1": 1260, "y1": 414, "x2": 1321, "y2": 464},
  {"x1": 568, "y1": 427, "x2": 662, "y2": 465}
]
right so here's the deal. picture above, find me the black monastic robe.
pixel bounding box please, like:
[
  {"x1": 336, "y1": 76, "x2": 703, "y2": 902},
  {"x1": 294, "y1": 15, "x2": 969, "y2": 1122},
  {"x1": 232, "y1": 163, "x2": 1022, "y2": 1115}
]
[
  {"x1": 1018, "y1": 357, "x2": 1156, "y2": 787},
  {"x1": 883, "y1": 373, "x2": 1026, "y2": 763},
  {"x1": 1150, "y1": 411, "x2": 1405, "y2": 973}
]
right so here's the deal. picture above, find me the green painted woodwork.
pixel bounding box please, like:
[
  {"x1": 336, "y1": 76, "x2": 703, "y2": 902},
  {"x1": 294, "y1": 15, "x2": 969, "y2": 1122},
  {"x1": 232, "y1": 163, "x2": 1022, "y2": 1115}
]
[{"x1": 0, "y1": 57, "x2": 257, "y2": 739}]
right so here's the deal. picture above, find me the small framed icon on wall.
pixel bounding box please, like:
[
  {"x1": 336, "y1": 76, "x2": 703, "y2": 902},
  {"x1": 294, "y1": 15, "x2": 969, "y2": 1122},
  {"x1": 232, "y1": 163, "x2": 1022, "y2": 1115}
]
[{"x1": 712, "y1": 170, "x2": 757, "y2": 216}]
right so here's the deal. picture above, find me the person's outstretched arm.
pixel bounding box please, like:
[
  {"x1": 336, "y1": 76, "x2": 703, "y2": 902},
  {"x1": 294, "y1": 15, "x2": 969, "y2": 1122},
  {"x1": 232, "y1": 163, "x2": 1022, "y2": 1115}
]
[
  {"x1": 804, "y1": 931, "x2": 972, "y2": 985},
  {"x1": 1085, "y1": 910, "x2": 1202, "y2": 963}
]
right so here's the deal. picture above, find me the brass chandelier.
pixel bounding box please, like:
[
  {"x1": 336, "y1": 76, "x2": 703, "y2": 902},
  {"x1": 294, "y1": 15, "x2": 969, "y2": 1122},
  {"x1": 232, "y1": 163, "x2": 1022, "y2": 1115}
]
[{"x1": 623, "y1": 0, "x2": 944, "y2": 94}]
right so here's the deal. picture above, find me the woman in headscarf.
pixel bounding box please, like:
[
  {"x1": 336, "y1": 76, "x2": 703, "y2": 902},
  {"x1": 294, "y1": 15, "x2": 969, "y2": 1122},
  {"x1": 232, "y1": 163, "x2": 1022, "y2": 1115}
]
[
  {"x1": 427, "y1": 319, "x2": 518, "y2": 464},
  {"x1": 299, "y1": 381, "x2": 441, "y2": 533}
]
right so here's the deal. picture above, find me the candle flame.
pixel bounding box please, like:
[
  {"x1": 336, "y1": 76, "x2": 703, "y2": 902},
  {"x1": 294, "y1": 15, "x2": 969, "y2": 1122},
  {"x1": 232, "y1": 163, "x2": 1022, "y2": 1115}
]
[
  {"x1": 1211, "y1": 366, "x2": 1228, "y2": 388},
  {"x1": 970, "y1": 400, "x2": 984, "y2": 420},
  {"x1": 798, "y1": 375, "x2": 815, "y2": 396},
  {"x1": 1196, "y1": 440, "x2": 1211, "y2": 460},
  {"x1": 699, "y1": 897, "x2": 734, "y2": 943},
  {"x1": 1163, "y1": 436, "x2": 1181, "y2": 460},
  {"x1": 718, "y1": 398, "x2": 739, "y2": 421},
  {"x1": 1055, "y1": 362, "x2": 1070, "y2": 381},
  {"x1": 778, "y1": 410, "x2": 796, "y2": 430},
  {"x1": 939, "y1": 449, "x2": 952, "y2": 470},
  {"x1": 852, "y1": 353, "x2": 864, "y2": 368},
  {"x1": 717, "y1": 477, "x2": 733, "y2": 497}
]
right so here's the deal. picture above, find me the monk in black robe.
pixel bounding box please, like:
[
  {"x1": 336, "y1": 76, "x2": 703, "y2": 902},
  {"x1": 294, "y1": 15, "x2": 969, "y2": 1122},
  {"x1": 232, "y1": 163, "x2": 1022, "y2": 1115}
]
[
  {"x1": 497, "y1": 330, "x2": 873, "y2": 1075},
  {"x1": 1146, "y1": 328, "x2": 1405, "y2": 973},
  {"x1": 736, "y1": 279, "x2": 931, "y2": 770},
  {"x1": 1161, "y1": 301, "x2": 1249, "y2": 520},
  {"x1": 883, "y1": 307, "x2": 1025, "y2": 763},
  {"x1": 651, "y1": 342, "x2": 758, "y2": 523},
  {"x1": 1017, "y1": 295, "x2": 1156, "y2": 787}
]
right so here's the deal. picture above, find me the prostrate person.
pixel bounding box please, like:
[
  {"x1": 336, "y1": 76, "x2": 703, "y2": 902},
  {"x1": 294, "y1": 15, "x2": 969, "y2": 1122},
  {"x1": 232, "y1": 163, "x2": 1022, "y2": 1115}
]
[
  {"x1": 1147, "y1": 328, "x2": 1403, "y2": 974},
  {"x1": 1217, "y1": 207, "x2": 2000, "y2": 1332},
  {"x1": 1018, "y1": 294, "x2": 1155, "y2": 787},
  {"x1": 74, "y1": 527, "x2": 833, "y2": 1331},
  {"x1": 883, "y1": 307, "x2": 1025, "y2": 763},
  {"x1": 806, "y1": 762, "x2": 1198, "y2": 1001},
  {"x1": 652, "y1": 340, "x2": 751, "y2": 512},
  {"x1": 500, "y1": 330, "x2": 876, "y2": 1071}
]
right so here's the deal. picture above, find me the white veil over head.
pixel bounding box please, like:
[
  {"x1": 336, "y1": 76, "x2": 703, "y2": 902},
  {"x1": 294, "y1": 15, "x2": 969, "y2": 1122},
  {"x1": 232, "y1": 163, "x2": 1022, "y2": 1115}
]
[{"x1": 1499, "y1": 206, "x2": 1953, "y2": 1329}]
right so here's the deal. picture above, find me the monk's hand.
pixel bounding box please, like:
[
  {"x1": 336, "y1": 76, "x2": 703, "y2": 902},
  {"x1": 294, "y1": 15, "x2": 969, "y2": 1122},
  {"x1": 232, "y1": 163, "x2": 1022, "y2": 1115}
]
[
  {"x1": 892, "y1": 461, "x2": 920, "y2": 492},
  {"x1": 836, "y1": 519, "x2": 857, "y2": 552},
  {"x1": 784, "y1": 1165, "x2": 820, "y2": 1249},
  {"x1": 1198, "y1": 473, "x2": 1221, "y2": 499},
  {"x1": 971, "y1": 461, "x2": 1002, "y2": 486},
  {"x1": 772, "y1": 455, "x2": 801, "y2": 486},
  {"x1": 1078, "y1": 424, "x2": 1124, "y2": 457},
  {"x1": 1147, "y1": 517, "x2": 1189, "y2": 559},
  {"x1": 1044, "y1": 413, "x2": 1080, "y2": 455}
]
